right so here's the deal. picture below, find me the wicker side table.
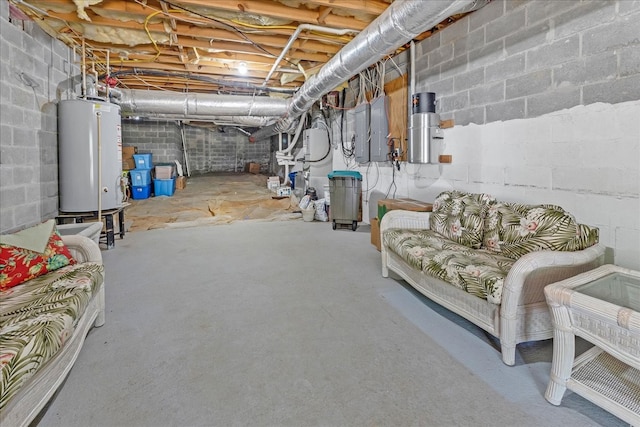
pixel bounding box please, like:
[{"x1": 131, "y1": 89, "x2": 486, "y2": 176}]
[{"x1": 544, "y1": 264, "x2": 640, "y2": 425}]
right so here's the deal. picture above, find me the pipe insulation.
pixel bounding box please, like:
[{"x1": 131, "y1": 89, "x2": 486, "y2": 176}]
[
  {"x1": 117, "y1": 89, "x2": 289, "y2": 117},
  {"x1": 249, "y1": 0, "x2": 487, "y2": 142}
]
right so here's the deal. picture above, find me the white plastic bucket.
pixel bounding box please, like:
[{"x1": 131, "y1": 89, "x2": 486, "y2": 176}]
[{"x1": 302, "y1": 206, "x2": 315, "y2": 222}]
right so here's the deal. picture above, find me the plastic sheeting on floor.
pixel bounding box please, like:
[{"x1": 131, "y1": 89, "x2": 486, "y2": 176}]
[{"x1": 125, "y1": 173, "x2": 301, "y2": 231}]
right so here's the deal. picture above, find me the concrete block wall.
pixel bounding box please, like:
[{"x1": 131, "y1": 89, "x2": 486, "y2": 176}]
[
  {"x1": 415, "y1": 0, "x2": 640, "y2": 126},
  {"x1": 340, "y1": 0, "x2": 640, "y2": 269},
  {"x1": 0, "y1": 2, "x2": 78, "y2": 233},
  {"x1": 121, "y1": 119, "x2": 184, "y2": 166},
  {"x1": 184, "y1": 125, "x2": 270, "y2": 174},
  {"x1": 122, "y1": 121, "x2": 270, "y2": 174}
]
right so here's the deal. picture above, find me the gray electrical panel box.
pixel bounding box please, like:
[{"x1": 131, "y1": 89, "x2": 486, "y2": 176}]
[
  {"x1": 353, "y1": 102, "x2": 370, "y2": 163},
  {"x1": 370, "y1": 96, "x2": 389, "y2": 162}
]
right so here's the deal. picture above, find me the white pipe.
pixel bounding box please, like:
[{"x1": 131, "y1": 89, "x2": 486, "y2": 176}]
[
  {"x1": 408, "y1": 40, "x2": 415, "y2": 155},
  {"x1": 105, "y1": 49, "x2": 110, "y2": 100},
  {"x1": 277, "y1": 133, "x2": 292, "y2": 185},
  {"x1": 179, "y1": 122, "x2": 190, "y2": 177},
  {"x1": 81, "y1": 39, "x2": 86, "y2": 98},
  {"x1": 261, "y1": 24, "x2": 359, "y2": 87},
  {"x1": 13, "y1": 0, "x2": 50, "y2": 16},
  {"x1": 96, "y1": 111, "x2": 102, "y2": 222},
  {"x1": 282, "y1": 115, "x2": 306, "y2": 154},
  {"x1": 91, "y1": 59, "x2": 98, "y2": 98}
]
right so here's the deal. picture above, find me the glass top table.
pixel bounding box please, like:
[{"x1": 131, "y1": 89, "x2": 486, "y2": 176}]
[
  {"x1": 575, "y1": 272, "x2": 640, "y2": 311},
  {"x1": 544, "y1": 265, "x2": 640, "y2": 425}
]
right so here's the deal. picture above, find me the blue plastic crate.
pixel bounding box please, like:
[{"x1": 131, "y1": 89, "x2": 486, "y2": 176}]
[
  {"x1": 129, "y1": 169, "x2": 152, "y2": 186},
  {"x1": 133, "y1": 153, "x2": 152, "y2": 169},
  {"x1": 154, "y1": 178, "x2": 176, "y2": 197},
  {"x1": 131, "y1": 185, "x2": 151, "y2": 200}
]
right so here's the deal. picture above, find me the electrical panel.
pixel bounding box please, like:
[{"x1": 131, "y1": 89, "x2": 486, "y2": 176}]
[
  {"x1": 369, "y1": 96, "x2": 389, "y2": 162},
  {"x1": 353, "y1": 102, "x2": 370, "y2": 163}
]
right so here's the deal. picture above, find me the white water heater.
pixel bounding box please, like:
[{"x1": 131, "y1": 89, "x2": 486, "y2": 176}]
[
  {"x1": 408, "y1": 92, "x2": 443, "y2": 164},
  {"x1": 303, "y1": 128, "x2": 332, "y2": 194},
  {"x1": 58, "y1": 99, "x2": 123, "y2": 212}
]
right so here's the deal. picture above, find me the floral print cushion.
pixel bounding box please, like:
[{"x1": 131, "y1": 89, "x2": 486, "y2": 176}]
[
  {"x1": 384, "y1": 228, "x2": 513, "y2": 304},
  {"x1": 483, "y1": 203, "x2": 599, "y2": 260},
  {"x1": 383, "y1": 229, "x2": 442, "y2": 271},
  {"x1": 0, "y1": 262, "x2": 104, "y2": 411},
  {"x1": 429, "y1": 191, "x2": 495, "y2": 249},
  {"x1": 0, "y1": 227, "x2": 76, "y2": 291},
  {"x1": 422, "y1": 246, "x2": 514, "y2": 305}
]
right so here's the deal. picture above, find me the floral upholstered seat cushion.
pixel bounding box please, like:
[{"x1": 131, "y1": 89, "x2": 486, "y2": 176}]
[
  {"x1": 0, "y1": 262, "x2": 104, "y2": 411},
  {"x1": 383, "y1": 229, "x2": 448, "y2": 271},
  {"x1": 384, "y1": 228, "x2": 514, "y2": 304},
  {"x1": 482, "y1": 202, "x2": 599, "y2": 260},
  {"x1": 429, "y1": 191, "x2": 495, "y2": 249}
]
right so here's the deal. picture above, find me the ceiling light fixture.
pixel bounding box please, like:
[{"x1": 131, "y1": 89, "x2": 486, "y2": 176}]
[{"x1": 238, "y1": 62, "x2": 248, "y2": 75}]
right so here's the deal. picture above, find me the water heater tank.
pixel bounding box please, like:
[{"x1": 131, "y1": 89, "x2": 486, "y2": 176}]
[{"x1": 58, "y1": 99, "x2": 123, "y2": 212}]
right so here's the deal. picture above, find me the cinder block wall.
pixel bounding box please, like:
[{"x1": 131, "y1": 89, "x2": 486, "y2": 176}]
[
  {"x1": 122, "y1": 121, "x2": 271, "y2": 174},
  {"x1": 348, "y1": 0, "x2": 640, "y2": 269},
  {"x1": 417, "y1": 0, "x2": 640, "y2": 125},
  {"x1": 183, "y1": 125, "x2": 270, "y2": 174},
  {"x1": 121, "y1": 120, "x2": 184, "y2": 166},
  {"x1": 0, "y1": 2, "x2": 79, "y2": 233}
]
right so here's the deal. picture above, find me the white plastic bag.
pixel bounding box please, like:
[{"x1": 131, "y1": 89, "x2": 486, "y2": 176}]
[
  {"x1": 314, "y1": 198, "x2": 328, "y2": 222},
  {"x1": 298, "y1": 194, "x2": 312, "y2": 210}
]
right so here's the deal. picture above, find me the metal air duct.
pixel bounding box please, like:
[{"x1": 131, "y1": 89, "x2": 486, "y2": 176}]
[
  {"x1": 122, "y1": 114, "x2": 279, "y2": 127},
  {"x1": 117, "y1": 89, "x2": 289, "y2": 118},
  {"x1": 249, "y1": 0, "x2": 487, "y2": 142}
]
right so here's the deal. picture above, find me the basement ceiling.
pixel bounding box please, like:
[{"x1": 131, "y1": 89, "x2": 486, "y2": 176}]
[{"x1": 10, "y1": 0, "x2": 469, "y2": 97}]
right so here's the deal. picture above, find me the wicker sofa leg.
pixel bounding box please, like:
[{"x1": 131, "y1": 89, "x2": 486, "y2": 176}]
[
  {"x1": 381, "y1": 249, "x2": 390, "y2": 278},
  {"x1": 501, "y1": 343, "x2": 516, "y2": 366}
]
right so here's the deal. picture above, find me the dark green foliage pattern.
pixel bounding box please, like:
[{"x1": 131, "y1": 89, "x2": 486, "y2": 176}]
[{"x1": 0, "y1": 263, "x2": 104, "y2": 411}]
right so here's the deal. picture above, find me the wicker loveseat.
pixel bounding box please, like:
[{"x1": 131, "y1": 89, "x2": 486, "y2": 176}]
[
  {"x1": 380, "y1": 191, "x2": 605, "y2": 365},
  {"x1": 0, "y1": 221, "x2": 105, "y2": 426}
]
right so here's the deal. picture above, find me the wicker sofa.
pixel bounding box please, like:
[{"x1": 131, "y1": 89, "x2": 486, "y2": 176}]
[
  {"x1": 380, "y1": 191, "x2": 605, "y2": 365},
  {"x1": 0, "y1": 224, "x2": 105, "y2": 427}
]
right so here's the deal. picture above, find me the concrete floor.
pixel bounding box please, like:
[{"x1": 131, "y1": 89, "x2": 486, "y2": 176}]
[
  {"x1": 31, "y1": 174, "x2": 628, "y2": 426},
  {"x1": 33, "y1": 219, "x2": 624, "y2": 427}
]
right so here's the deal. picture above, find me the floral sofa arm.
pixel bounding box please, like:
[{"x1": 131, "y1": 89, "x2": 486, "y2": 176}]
[
  {"x1": 498, "y1": 243, "x2": 606, "y2": 365},
  {"x1": 380, "y1": 210, "x2": 432, "y2": 277},
  {"x1": 61, "y1": 235, "x2": 103, "y2": 264}
]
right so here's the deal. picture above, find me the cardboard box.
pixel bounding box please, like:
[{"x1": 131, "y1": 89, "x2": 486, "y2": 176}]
[
  {"x1": 122, "y1": 146, "x2": 137, "y2": 158},
  {"x1": 267, "y1": 176, "x2": 280, "y2": 191},
  {"x1": 122, "y1": 146, "x2": 137, "y2": 170},
  {"x1": 247, "y1": 162, "x2": 260, "y2": 174},
  {"x1": 370, "y1": 217, "x2": 380, "y2": 251},
  {"x1": 176, "y1": 176, "x2": 186, "y2": 190},
  {"x1": 277, "y1": 186, "x2": 291, "y2": 197},
  {"x1": 122, "y1": 158, "x2": 135, "y2": 170},
  {"x1": 378, "y1": 198, "x2": 433, "y2": 221}
]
